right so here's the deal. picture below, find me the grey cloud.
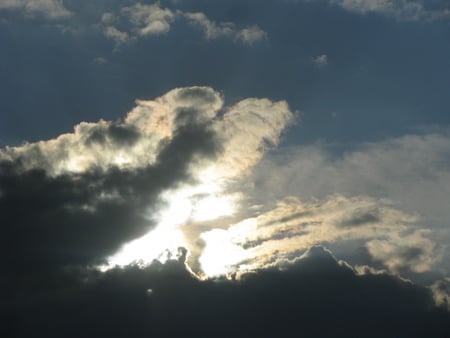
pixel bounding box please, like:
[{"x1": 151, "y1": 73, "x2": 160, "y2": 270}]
[
  {"x1": 4, "y1": 246, "x2": 449, "y2": 337},
  {"x1": 332, "y1": 206, "x2": 381, "y2": 228}
]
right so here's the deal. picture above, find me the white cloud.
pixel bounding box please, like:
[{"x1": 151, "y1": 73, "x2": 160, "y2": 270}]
[
  {"x1": 0, "y1": 87, "x2": 292, "y2": 180},
  {"x1": 103, "y1": 25, "x2": 131, "y2": 45},
  {"x1": 0, "y1": 0, "x2": 72, "y2": 19},
  {"x1": 93, "y1": 57, "x2": 108, "y2": 65},
  {"x1": 184, "y1": 12, "x2": 267, "y2": 44},
  {"x1": 312, "y1": 54, "x2": 328, "y2": 67},
  {"x1": 122, "y1": 2, "x2": 175, "y2": 36},
  {"x1": 101, "y1": 2, "x2": 267, "y2": 46},
  {"x1": 329, "y1": 0, "x2": 449, "y2": 21},
  {"x1": 183, "y1": 12, "x2": 235, "y2": 39},
  {"x1": 234, "y1": 25, "x2": 267, "y2": 45}
]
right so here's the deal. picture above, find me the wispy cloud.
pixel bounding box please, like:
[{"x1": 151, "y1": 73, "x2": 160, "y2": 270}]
[
  {"x1": 0, "y1": 0, "x2": 72, "y2": 19},
  {"x1": 236, "y1": 130, "x2": 450, "y2": 277},
  {"x1": 329, "y1": 0, "x2": 450, "y2": 21},
  {"x1": 101, "y1": 2, "x2": 267, "y2": 46},
  {"x1": 312, "y1": 54, "x2": 328, "y2": 67},
  {"x1": 184, "y1": 12, "x2": 267, "y2": 44}
]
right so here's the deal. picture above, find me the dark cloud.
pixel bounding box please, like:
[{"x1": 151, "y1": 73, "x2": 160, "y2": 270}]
[
  {"x1": 0, "y1": 111, "x2": 219, "y2": 306},
  {"x1": 3, "y1": 246, "x2": 449, "y2": 338},
  {"x1": 85, "y1": 123, "x2": 141, "y2": 147}
]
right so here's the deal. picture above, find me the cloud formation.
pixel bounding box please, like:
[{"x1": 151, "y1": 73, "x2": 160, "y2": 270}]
[
  {"x1": 329, "y1": 0, "x2": 449, "y2": 21},
  {"x1": 0, "y1": 86, "x2": 292, "y2": 279},
  {"x1": 2, "y1": 86, "x2": 450, "y2": 337},
  {"x1": 0, "y1": 0, "x2": 72, "y2": 19},
  {"x1": 185, "y1": 12, "x2": 267, "y2": 44},
  {"x1": 312, "y1": 54, "x2": 328, "y2": 67},
  {"x1": 197, "y1": 194, "x2": 440, "y2": 276},
  {"x1": 235, "y1": 130, "x2": 450, "y2": 278},
  {"x1": 101, "y1": 2, "x2": 267, "y2": 46},
  {"x1": 3, "y1": 247, "x2": 449, "y2": 337}
]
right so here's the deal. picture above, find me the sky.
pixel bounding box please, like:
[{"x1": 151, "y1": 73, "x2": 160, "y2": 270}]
[{"x1": 1, "y1": 1, "x2": 450, "y2": 337}]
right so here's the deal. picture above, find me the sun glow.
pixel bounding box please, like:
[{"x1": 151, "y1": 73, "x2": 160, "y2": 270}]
[
  {"x1": 199, "y1": 229, "x2": 250, "y2": 277},
  {"x1": 103, "y1": 175, "x2": 241, "y2": 273}
]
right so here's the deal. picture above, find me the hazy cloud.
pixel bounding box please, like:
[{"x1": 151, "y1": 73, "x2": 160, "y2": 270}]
[
  {"x1": 312, "y1": 54, "x2": 328, "y2": 67},
  {"x1": 241, "y1": 130, "x2": 450, "y2": 275},
  {"x1": 185, "y1": 12, "x2": 267, "y2": 44},
  {"x1": 0, "y1": 0, "x2": 72, "y2": 19},
  {"x1": 197, "y1": 194, "x2": 439, "y2": 275},
  {"x1": 329, "y1": 0, "x2": 449, "y2": 21}
]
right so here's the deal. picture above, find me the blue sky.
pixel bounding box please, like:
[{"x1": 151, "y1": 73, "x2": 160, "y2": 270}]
[
  {"x1": 1, "y1": 0, "x2": 449, "y2": 145},
  {"x1": 1, "y1": 1, "x2": 450, "y2": 336}
]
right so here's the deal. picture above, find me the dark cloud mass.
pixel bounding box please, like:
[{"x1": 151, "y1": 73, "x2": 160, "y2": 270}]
[{"x1": 3, "y1": 247, "x2": 450, "y2": 338}]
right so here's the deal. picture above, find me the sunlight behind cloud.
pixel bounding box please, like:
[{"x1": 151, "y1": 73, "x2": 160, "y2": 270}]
[
  {"x1": 104, "y1": 178, "x2": 240, "y2": 270},
  {"x1": 199, "y1": 229, "x2": 251, "y2": 277}
]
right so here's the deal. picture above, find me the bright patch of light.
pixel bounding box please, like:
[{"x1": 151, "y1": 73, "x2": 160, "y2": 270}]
[
  {"x1": 113, "y1": 154, "x2": 132, "y2": 167},
  {"x1": 228, "y1": 218, "x2": 258, "y2": 244},
  {"x1": 102, "y1": 176, "x2": 240, "y2": 272},
  {"x1": 106, "y1": 227, "x2": 185, "y2": 268},
  {"x1": 192, "y1": 194, "x2": 237, "y2": 222},
  {"x1": 199, "y1": 229, "x2": 250, "y2": 277},
  {"x1": 65, "y1": 156, "x2": 87, "y2": 173}
]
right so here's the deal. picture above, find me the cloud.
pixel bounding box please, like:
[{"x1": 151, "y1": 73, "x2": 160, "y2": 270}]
[
  {"x1": 1, "y1": 87, "x2": 450, "y2": 336},
  {"x1": 432, "y1": 278, "x2": 450, "y2": 309},
  {"x1": 251, "y1": 131, "x2": 450, "y2": 228},
  {"x1": 0, "y1": 0, "x2": 72, "y2": 19},
  {"x1": 197, "y1": 194, "x2": 440, "y2": 276},
  {"x1": 0, "y1": 86, "x2": 293, "y2": 282},
  {"x1": 328, "y1": 0, "x2": 449, "y2": 21},
  {"x1": 184, "y1": 12, "x2": 267, "y2": 44},
  {"x1": 123, "y1": 2, "x2": 175, "y2": 36},
  {"x1": 101, "y1": 2, "x2": 267, "y2": 46},
  {"x1": 236, "y1": 130, "x2": 450, "y2": 275},
  {"x1": 0, "y1": 87, "x2": 221, "y2": 176},
  {"x1": 3, "y1": 247, "x2": 450, "y2": 337},
  {"x1": 312, "y1": 54, "x2": 328, "y2": 67},
  {"x1": 234, "y1": 25, "x2": 268, "y2": 45}
]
